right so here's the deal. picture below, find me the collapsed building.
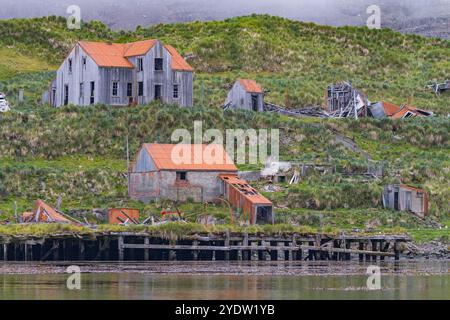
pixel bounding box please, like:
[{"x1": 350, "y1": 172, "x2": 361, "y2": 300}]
[
  {"x1": 428, "y1": 80, "x2": 450, "y2": 95},
  {"x1": 129, "y1": 143, "x2": 273, "y2": 224},
  {"x1": 369, "y1": 101, "x2": 433, "y2": 119},
  {"x1": 382, "y1": 185, "x2": 429, "y2": 219},
  {"x1": 325, "y1": 81, "x2": 369, "y2": 118},
  {"x1": 224, "y1": 79, "x2": 265, "y2": 111},
  {"x1": 22, "y1": 200, "x2": 73, "y2": 224}
]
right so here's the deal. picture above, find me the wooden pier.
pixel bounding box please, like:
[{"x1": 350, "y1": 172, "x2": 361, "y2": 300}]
[{"x1": 0, "y1": 232, "x2": 409, "y2": 262}]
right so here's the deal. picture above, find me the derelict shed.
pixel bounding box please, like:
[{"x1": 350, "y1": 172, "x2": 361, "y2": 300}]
[
  {"x1": 219, "y1": 174, "x2": 274, "y2": 225},
  {"x1": 129, "y1": 143, "x2": 238, "y2": 203},
  {"x1": 224, "y1": 79, "x2": 265, "y2": 111},
  {"x1": 383, "y1": 185, "x2": 429, "y2": 219}
]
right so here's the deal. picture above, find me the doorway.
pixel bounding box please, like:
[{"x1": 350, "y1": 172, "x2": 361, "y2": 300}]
[
  {"x1": 154, "y1": 85, "x2": 162, "y2": 100},
  {"x1": 251, "y1": 94, "x2": 259, "y2": 111},
  {"x1": 394, "y1": 188, "x2": 399, "y2": 210}
]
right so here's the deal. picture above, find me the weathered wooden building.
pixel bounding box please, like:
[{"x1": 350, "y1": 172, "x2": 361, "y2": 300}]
[
  {"x1": 368, "y1": 101, "x2": 433, "y2": 119},
  {"x1": 44, "y1": 39, "x2": 193, "y2": 108},
  {"x1": 382, "y1": 185, "x2": 429, "y2": 218},
  {"x1": 129, "y1": 143, "x2": 273, "y2": 224},
  {"x1": 224, "y1": 79, "x2": 265, "y2": 111}
]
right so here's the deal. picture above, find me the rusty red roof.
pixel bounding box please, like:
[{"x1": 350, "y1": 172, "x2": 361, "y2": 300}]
[
  {"x1": 164, "y1": 44, "x2": 194, "y2": 71},
  {"x1": 78, "y1": 40, "x2": 192, "y2": 71},
  {"x1": 219, "y1": 174, "x2": 273, "y2": 205},
  {"x1": 239, "y1": 79, "x2": 263, "y2": 93},
  {"x1": 33, "y1": 200, "x2": 72, "y2": 224},
  {"x1": 381, "y1": 101, "x2": 401, "y2": 116},
  {"x1": 143, "y1": 144, "x2": 238, "y2": 171}
]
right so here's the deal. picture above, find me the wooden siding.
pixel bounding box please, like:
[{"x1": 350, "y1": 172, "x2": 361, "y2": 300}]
[
  {"x1": 225, "y1": 81, "x2": 264, "y2": 111},
  {"x1": 49, "y1": 40, "x2": 193, "y2": 108}
]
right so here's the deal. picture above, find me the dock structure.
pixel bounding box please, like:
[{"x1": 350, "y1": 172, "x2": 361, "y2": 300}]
[{"x1": 0, "y1": 232, "x2": 410, "y2": 262}]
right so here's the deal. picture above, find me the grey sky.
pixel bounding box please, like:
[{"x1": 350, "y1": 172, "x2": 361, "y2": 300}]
[{"x1": 0, "y1": 0, "x2": 448, "y2": 30}]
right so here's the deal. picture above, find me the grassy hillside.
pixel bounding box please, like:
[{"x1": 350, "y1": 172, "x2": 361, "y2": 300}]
[
  {"x1": 0, "y1": 15, "x2": 449, "y2": 113},
  {"x1": 0, "y1": 15, "x2": 448, "y2": 241}
]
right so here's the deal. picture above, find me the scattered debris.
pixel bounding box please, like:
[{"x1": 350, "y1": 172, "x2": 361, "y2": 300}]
[
  {"x1": 0, "y1": 92, "x2": 11, "y2": 113},
  {"x1": 263, "y1": 184, "x2": 283, "y2": 192},
  {"x1": 369, "y1": 101, "x2": 433, "y2": 119},
  {"x1": 21, "y1": 200, "x2": 81, "y2": 225},
  {"x1": 265, "y1": 102, "x2": 330, "y2": 118},
  {"x1": 427, "y1": 80, "x2": 450, "y2": 95},
  {"x1": 108, "y1": 208, "x2": 140, "y2": 225}
]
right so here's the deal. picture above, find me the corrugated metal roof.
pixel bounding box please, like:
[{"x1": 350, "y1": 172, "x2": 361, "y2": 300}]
[
  {"x1": 124, "y1": 39, "x2": 157, "y2": 57},
  {"x1": 33, "y1": 200, "x2": 71, "y2": 223},
  {"x1": 239, "y1": 79, "x2": 263, "y2": 93},
  {"x1": 219, "y1": 174, "x2": 273, "y2": 205},
  {"x1": 164, "y1": 44, "x2": 194, "y2": 71},
  {"x1": 381, "y1": 101, "x2": 401, "y2": 116},
  {"x1": 143, "y1": 143, "x2": 238, "y2": 171},
  {"x1": 78, "y1": 40, "x2": 192, "y2": 71}
]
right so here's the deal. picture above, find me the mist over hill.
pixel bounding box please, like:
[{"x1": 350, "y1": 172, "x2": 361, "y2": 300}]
[{"x1": 0, "y1": 0, "x2": 448, "y2": 38}]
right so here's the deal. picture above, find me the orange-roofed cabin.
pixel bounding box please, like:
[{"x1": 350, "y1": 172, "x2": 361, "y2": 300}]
[
  {"x1": 129, "y1": 143, "x2": 273, "y2": 224},
  {"x1": 44, "y1": 39, "x2": 193, "y2": 108},
  {"x1": 224, "y1": 79, "x2": 265, "y2": 112}
]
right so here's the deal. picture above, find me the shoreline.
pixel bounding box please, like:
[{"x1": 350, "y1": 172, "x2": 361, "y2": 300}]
[{"x1": 1, "y1": 260, "x2": 448, "y2": 276}]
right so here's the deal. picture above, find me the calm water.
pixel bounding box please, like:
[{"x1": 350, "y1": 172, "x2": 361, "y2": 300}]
[{"x1": 0, "y1": 261, "x2": 449, "y2": 300}]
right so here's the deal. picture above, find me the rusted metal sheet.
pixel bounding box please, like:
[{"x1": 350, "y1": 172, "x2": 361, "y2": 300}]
[{"x1": 108, "y1": 208, "x2": 140, "y2": 225}]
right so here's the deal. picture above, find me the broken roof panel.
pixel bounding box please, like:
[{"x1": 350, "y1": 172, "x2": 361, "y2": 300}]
[
  {"x1": 220, "y1": 174, "x2": 273, "y2": 205},
  {"x1": 143, "y1": 143, "x2": 238, "y2": 172},
  {"x1": 239, "y1": 79, "x2": 264, "y2": 93},
  {"x1": 32, "y1": 200, "x2": 72, "y2": 224}
]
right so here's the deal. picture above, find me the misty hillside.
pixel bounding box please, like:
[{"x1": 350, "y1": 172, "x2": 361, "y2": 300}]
[{"x1": 0, "y1": 0, "x2": 449, "y2": 39}]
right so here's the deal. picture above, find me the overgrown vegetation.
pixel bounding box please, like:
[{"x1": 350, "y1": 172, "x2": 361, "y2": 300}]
[{"x1": 0, "y1": 15, "x2": 448, "y2": 242}]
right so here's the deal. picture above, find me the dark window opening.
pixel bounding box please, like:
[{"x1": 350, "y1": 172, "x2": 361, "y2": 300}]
[
  {"x1": 82, "y1": 56, "x2": 86, "y2": 68},
  {"x1": 127, "y1": 83, "x2": 133, "y2": 97},
  {"x1": 112, "y1": 81, "x2": 119, "y2": 97},
  {"x1": 138, "y1": 82, "x2": 144, "y2": 96},
  {"x1": 173, "y1": 84, "x2": 179, "y2": 99},
  {"x1": 155, "y1": 58, "x2": 163, "y2": 71},
  {"x1": 278, "y1": 176, "x2": 286, "y2": 183},
  {"x1": 137, "y1": 58, "x2": 143, "y2": 72},
  {"x1": 64, "y1": 84, "x2": 69, "y2": 105},
  {"x1": 79, "y1": 82, "x2": 84, "y2": 98},
  {"x1": 176, "y1": 171, "x2": 187, "y2": 181},
  {"x1": 68, "y1": 59, "x2": 72, "y2": 73},
  {"x1": 251, "y1": 94, "x2": 259, "y2": 111},
  {"x1": 154, "y1": 84, "x2": 162, "y2": 100},
  {"x1": 90, "y1": 81, "x2": 95, "y2": 105}
]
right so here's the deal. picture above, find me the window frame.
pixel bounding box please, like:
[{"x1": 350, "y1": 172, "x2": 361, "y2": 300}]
[
  {"x1": 154, "y1": 58, "x2": 163, "y2": 71},
  {"x1": 112, "y1": 81, "x2": 119, "y2": 97},
  {"x1": 127, "y1": 83, "x2": 133, "y2": 97},
  {"x1": 137, "y1": 58, "x2": 144, "y2": 72},
  {"x1": 173, "y1": 84, "x2": 179, "y2": 99},
  {"x1": 176, "y1": 171, "x2": 187, "y2": 181}
]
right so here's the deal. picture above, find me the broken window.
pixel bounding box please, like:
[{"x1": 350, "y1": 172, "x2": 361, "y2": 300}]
[
  {"x1": 173, "y1": 84, "x2": 179, "y2": 99},
  {"x1": 176, "y1": 171, "x2": 187, "y2": 181},
  {"x1": 138, "y1": 82, "x2": 144, "y2": 96},
  {"x1": 82, "y1": 56, "x2": 87, "y2": 69},
  {"x1": 137, "y1": 58, "x2": 143, "y2": 72},
  {"x1": 155, "y1": 58, "x2": 163, "y2": 71},
  {"x1": 112, "y1": 81, "x2": 119, "y2": 97}
]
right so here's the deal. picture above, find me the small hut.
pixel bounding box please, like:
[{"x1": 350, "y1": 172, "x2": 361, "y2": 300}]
[{"x1": 224, "y1": 79, "x2": 265, "y2": 111}]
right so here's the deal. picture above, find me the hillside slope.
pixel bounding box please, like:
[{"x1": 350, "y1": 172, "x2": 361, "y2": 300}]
[{"x1": 0, "y1": 15, "x2": 449, "y2": 113}]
